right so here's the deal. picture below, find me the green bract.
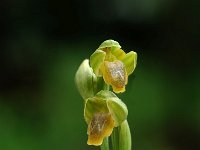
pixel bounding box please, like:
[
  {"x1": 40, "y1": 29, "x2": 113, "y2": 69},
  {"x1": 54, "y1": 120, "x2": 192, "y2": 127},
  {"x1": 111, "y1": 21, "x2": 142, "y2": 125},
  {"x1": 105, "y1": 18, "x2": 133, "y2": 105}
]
[{"x1": 119, "y1": 120, "x2": 131, "y2": 150}]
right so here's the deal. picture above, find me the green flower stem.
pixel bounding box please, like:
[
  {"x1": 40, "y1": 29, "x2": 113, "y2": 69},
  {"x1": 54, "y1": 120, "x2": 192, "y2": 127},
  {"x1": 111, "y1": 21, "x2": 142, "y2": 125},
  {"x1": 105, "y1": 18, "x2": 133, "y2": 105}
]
[
  {"x1": 103, "y1": 83, "x2": 110, "y2": 91},
  {"x1": 101, "y1": 137, "x2": 109, "y2": 150},
  {"x1": 94, "y1": 77, "x2": 109, "y2": 95},
  {"x1": 100, "y1": 80, "x2": 110, "y2": 150}
]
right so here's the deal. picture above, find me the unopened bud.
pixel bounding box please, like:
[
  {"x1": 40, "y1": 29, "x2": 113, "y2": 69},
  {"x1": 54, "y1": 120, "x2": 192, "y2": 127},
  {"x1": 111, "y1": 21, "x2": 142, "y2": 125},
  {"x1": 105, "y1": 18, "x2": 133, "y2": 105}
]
[{"x1": 75, "y1": 59, "x2": 96, "y2": 99}]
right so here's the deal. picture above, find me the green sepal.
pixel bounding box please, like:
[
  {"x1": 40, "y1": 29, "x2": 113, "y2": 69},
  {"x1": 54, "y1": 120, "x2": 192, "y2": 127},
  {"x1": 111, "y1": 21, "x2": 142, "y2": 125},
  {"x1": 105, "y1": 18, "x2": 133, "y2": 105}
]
[
  {"x1": 75, "y1": 59, "x2": 96, "y2": 99},
  {"x1": 95, "y1": 90, "x2": 117, "y2": 100},
  {"x1": 107, "y1": 98, "x2": 128, "y2": 127},
  {"x1": 121, "y1": 51, "x2": 137, "y2": 75},
  {"x1": 98, "y1": 39, "x2": 121, "y2": 50},
  {"x1": 84, "y1": 97, "x2": 109, "y2": 124},
  {"x1": 90, "y1": 50, "x2": 106, "y2": 76},
  {"x1": 84, "y1": 90, "x2": 128, "y2": 126}
]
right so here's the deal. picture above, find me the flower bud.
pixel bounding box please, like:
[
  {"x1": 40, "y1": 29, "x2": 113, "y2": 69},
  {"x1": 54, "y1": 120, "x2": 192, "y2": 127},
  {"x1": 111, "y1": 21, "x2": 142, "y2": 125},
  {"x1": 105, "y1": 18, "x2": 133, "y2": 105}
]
[{"x1": 75, "y1": 59, "x2": 96, "y2": 99}]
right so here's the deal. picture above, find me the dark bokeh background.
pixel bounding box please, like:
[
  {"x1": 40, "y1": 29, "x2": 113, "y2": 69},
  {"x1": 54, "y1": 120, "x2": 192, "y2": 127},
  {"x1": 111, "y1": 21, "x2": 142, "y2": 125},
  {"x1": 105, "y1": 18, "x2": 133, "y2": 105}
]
[{"x1": 0, "y1": 0, "x2": 200, "y2": 150}]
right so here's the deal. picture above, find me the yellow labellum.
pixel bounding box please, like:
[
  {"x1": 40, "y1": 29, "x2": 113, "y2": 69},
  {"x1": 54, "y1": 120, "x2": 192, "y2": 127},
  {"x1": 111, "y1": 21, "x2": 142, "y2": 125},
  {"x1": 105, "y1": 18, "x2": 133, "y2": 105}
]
[
  {"x1": 87, "y1": 113, "x2": 115, "y2": 146},
  {"x1": 101, "y1": 60, "x2": 128, "y2": 93}
]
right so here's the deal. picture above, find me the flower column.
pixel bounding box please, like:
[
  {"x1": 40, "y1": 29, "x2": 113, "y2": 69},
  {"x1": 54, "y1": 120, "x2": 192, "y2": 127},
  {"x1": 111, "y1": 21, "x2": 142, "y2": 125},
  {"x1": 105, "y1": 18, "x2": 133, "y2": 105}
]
[{"x1": 75, "y1": 40, "x2": 137, "y2": 150}]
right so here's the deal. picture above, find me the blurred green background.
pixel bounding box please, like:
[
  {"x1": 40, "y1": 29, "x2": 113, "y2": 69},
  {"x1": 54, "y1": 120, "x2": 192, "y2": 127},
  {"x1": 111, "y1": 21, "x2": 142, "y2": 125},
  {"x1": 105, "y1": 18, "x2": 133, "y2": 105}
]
[{"x1": 0, "y1": 0, "x2": 199, "y2": 150}]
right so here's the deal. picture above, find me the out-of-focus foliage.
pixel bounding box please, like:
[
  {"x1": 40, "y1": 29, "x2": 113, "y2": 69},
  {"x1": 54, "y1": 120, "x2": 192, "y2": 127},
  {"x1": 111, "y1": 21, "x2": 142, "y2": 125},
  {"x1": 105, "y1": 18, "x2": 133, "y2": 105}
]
[{"x1": 0, "y1": 0, "x2": 199, "y2": 150}]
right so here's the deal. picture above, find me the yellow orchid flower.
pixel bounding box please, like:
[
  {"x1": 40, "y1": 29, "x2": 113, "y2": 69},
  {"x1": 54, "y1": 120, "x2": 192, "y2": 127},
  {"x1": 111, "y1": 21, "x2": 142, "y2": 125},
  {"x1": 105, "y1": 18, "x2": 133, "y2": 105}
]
[
  {"x1": 90, "y1": 40, "x2": 137, "y2": 93},
  {"x1": 84, "y1": 90, "x2": 128, "y2": 146}
]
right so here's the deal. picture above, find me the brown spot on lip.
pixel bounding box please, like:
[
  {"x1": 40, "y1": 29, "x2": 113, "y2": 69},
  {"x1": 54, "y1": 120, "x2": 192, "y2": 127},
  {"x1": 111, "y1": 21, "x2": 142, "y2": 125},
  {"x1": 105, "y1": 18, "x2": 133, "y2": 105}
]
[
  {"x1": 101, "y1": 60, "x2": 127, "y2": 93},
  {"x1": 87, "y1": 112, "x2": 115, "y2": 146}
]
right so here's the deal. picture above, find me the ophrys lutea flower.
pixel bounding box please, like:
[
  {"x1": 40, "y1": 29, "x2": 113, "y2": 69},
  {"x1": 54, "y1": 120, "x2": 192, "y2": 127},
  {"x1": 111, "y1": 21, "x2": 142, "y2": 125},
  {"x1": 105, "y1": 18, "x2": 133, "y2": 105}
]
[
  {"x1": 84, "y1": 90, "x2": 128, "y2": 145},
  {"x1": 90, "y1": 40, "x2": 137, "y2": 93}
]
